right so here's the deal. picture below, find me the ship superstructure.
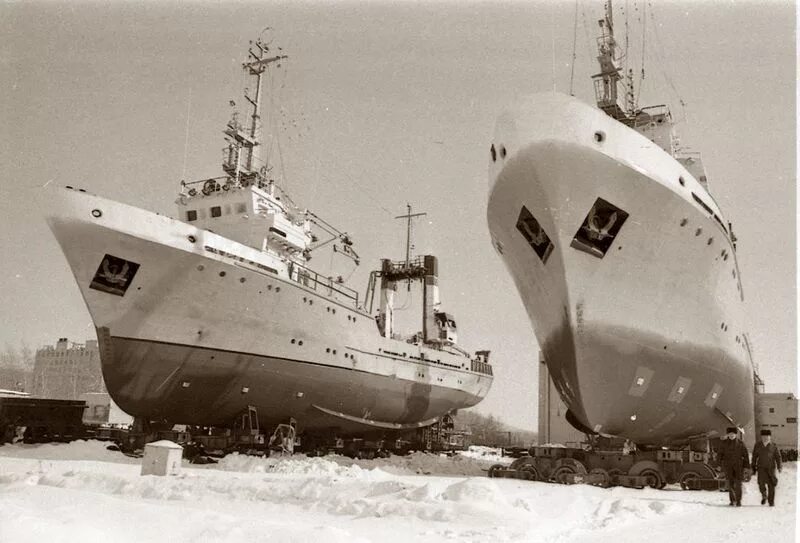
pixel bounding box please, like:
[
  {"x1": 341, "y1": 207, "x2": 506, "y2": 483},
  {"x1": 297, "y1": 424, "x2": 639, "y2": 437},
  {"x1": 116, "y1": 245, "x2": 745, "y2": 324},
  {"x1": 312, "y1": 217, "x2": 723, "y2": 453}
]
[
  {"x1": 487, "y1": 1, "x2": 753, "y2": 447},
  {"x1": 46, "y1": 35, "x2": 493, "y2": 435}
]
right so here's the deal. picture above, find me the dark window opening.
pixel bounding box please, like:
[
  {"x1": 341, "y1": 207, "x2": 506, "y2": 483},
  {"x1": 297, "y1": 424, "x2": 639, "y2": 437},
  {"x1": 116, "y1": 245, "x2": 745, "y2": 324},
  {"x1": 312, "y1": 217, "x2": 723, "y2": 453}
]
[
  {"x1": 515, "y1": 206, "x2": 554, "y2": 264},
  {"x1": 211, "y1": 206, "x2": 222, "y2": 218},
  {"x1": 187, "y1": 210, "x2": 197, "y2": 222},
  {"x1": 490, "y1": 144, "x2": 496, "y2": 162},
  {"x1": 570, "y1": 197, "x2": 629, "y2": 258},
  {"x1": 769, "y1": 407, "x2": 774, "y2": 413},
  {"x1": 269, "y1": 227, "x2": 287, "y2": 238}
]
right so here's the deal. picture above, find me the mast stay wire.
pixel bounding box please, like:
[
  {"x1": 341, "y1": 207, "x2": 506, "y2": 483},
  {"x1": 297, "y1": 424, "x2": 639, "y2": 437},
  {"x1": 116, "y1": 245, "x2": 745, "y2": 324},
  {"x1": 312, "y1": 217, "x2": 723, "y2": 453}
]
[
  {"x1": 569, "y1": 0, "x2": 579, "y2": 96},
  {"x1": 580, "y1": 1, "x2": 594, "y2": 74},
  {"x1": 646, "y1": 0, "x2": 688, "y2": 123},
  {"x1": 550, "y1": 5, "x2": 557, "y2": 92},
  {"x1": 181, "y1": 87, "x2": 192, "y2": 181},
  {"x1": 636, "y1": 0, "x2": 646, "y2": 108}
]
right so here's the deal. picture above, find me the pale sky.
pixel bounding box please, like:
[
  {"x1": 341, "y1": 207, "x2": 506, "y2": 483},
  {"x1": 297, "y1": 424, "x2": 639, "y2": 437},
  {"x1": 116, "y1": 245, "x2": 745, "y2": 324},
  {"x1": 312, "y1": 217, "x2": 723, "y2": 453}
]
[{"x1": 0, "y1": 1, "x2": 795, "y2": 431}]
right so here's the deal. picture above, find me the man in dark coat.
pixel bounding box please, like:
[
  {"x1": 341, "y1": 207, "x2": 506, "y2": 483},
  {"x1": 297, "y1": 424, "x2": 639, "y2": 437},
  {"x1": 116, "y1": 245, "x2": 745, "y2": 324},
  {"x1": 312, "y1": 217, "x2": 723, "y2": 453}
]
[
  {"x1": 718, "y1": 426, "x2": 750, "y2": 506},
  {"x1": 752, "y1": 429, "x2": 782, "y2": 506}
]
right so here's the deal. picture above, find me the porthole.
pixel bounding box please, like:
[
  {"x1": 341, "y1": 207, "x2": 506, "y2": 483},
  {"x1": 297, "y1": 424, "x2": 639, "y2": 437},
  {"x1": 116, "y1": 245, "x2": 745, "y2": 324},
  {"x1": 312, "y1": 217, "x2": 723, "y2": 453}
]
[
  {"x1": 197, "y1": 265, "x2": 204, "y2": 271},
  {"x1": 695, "y1": 228, "x2": 702, "y2": 236},
  {"x1": 680, "y1": 218, "x2": 688, "y2": 227},
  {"x1": 267, "y1": 285, "x2": 272, "y2": 291},
  {"x1": 594, "y1": 131, "x2": 605, "y2": 143},
  {"x1": 298, "y1": 340, "x2": 303, "y2": 346},
  {"x1": 721, "y1": 322, "x2": 725, "y2": 330},
  {"x1": 276, "y1": 287, "x2": 281, "y2": 292},
  {"x1": 490, "y1": 144, "x2": 496, "y2": 162},
  {"x1": 500, "y1": 146, "x2": 507, "y2": 158},
  {"x1": 239, "y1": 277, "x2": 246, "y2": 283},
  {"x1": 291, "y1": 339, "x2": 296, "y2": 344},
  {"x1": 219, "y1": 271, "x2": 226, "y2": 277},
  {"x1": 332, "y1": 349, "x2": 337, "y2": 355},
  {"x1": 188, "y1": 235, "x2": 196, "y2": 243},
  {"x1": 91, "y1": 209, "x2": 102, "y2": 218},
  {"x1": 707, "y1": 237, "x2": 713, "y2": 245},
  {"x1": 679, "y1": 177, "x2": 685, "y2": 187},
  {"x1": 309, "y1": 299, "x2": 313, "y2": 305},
  {"x1": 326, "y1": 348, "x2": 330, "y2": 353},
  {"x1": 326, "y1": 307, "x2": 330, "y2": 312},
  {"x1": 723, "y1": 254, "x2": 728, "y2": 261},
  {"x1": 332, "y1": 308, "x2": 336, "y2": 314}
]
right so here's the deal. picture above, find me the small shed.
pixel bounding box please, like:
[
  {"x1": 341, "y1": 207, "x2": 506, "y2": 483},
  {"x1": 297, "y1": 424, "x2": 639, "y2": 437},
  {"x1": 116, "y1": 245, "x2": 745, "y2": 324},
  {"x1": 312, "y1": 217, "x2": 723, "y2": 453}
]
[{"x1": 141, "y1": 440, "x2": 183, "y2": 476}]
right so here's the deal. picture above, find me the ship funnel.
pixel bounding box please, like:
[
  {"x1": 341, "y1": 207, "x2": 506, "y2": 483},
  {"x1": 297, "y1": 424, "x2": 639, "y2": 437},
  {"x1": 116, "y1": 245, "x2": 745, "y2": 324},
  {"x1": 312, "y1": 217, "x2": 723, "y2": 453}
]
[{"x1": 422, "y1": 255, "x2": 439, "y2": 342}]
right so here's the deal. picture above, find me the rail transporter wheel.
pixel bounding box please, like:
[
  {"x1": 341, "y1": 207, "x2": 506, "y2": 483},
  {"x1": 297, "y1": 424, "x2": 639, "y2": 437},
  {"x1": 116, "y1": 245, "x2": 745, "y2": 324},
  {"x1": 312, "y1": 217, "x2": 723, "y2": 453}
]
[
  {"x1": 629, "y1": 463, "x2": 665, "y2": 489},
  {"x1": 589, "y1": 468, "x2": 611, "y2": 488},
  {"x1": 678, "y1": 464, "x2": 716, "y2": 490},
  {"x1": 551, "y1": 458, "x2": 587, "y2": 484},
  {"x1": 507, "y1": 456, "x2": 542, "y2": 481},
  {"x1": 488, "y1": 464, "x2": 504, "y2": 478}
]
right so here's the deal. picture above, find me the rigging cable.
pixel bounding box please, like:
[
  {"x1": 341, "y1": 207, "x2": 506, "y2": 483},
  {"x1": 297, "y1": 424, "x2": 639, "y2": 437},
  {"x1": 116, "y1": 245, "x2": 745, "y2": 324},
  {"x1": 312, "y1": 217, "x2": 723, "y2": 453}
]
[
  {"x1": 569, "y1": 0, "x2": 579, "y2": 96},
  {"x1": 580, "y1": 1, "x2": 594, "y2": 72},
  {"x1": 550, "y1": 6, "x2": 557, "y2": 92},
  {"x1": 636, "y1": 0, "x2": 646, "y2": 108},
  {"x1": 181, "y1": 87, "x2": 192, "y2": 181},
  {"x1": 646, "y1": 1, "x2": 687, "y2": 122}
]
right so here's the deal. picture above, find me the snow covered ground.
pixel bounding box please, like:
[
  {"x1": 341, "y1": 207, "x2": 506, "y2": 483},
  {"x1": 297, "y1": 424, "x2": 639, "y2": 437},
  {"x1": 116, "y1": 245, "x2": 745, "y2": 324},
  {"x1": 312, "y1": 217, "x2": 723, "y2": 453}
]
[{"x1": 0, "y1": 441, "x2": 795, "y2": 542}]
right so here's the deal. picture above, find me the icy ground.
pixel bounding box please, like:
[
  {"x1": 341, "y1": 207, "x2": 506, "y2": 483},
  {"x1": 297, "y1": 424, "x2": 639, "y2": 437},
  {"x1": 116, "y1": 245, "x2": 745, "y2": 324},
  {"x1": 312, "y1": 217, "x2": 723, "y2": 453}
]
[{"x1": 0, "y1": 441, "x2": 795, "y2": 543}]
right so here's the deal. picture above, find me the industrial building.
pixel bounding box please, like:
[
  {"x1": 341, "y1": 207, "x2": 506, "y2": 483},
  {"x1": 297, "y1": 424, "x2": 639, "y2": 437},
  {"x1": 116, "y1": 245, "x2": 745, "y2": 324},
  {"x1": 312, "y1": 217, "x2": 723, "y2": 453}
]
[
  {"x1": 32, "y1": 338, "x2": 105, "y2": 400},
  {"x1": 756, "y1": 392, "x2": 798, "y2": 451}
]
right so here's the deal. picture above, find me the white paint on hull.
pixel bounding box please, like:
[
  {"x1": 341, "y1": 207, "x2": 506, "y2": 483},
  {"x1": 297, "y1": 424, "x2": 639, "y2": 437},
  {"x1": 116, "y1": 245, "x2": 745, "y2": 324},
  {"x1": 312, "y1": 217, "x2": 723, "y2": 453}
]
[
  {"x1": 46, "y1": 188, "x2": 492, "y2": 429},
  {"x1": 487, "y1": 93, "x2": 754, "y2": 445}
]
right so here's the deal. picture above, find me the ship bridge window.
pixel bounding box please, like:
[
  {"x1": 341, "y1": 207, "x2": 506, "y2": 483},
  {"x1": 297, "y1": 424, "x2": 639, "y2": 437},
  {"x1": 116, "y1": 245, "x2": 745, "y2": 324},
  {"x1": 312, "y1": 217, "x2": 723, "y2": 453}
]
[
  {"x1": 516, "y1": 206, "x2": 554, "y2": 264},
  {"x1": 571, "y1": 197, "x2": 629, "y2": 258},
  {"x1": 211, "y1": 206, "x2": 222, "y2": 218},
  {"x1": 187, "y1": 210, "x2": 197, "y2": 222}
]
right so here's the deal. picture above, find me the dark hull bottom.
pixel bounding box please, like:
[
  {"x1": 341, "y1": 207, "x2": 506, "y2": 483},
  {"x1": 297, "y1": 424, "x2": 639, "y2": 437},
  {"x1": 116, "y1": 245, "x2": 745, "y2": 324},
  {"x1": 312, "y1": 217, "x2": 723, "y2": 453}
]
[
  {"x1": 543, "y1": 322, "x2": 754, "y2": 447},
  {"x1": 97, "y1": 332, "x2": 478, "y2": 434}
]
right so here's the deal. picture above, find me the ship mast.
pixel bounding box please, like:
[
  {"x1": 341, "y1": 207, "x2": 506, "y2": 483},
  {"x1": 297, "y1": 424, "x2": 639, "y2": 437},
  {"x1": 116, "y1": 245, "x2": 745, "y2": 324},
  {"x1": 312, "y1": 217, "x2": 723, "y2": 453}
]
[
  {"x1": 592, "y1": 0, "x2": 631, "y2": 121},
  {"x1": 222, "y1": 37, "x2": 287, "y2": 187}
]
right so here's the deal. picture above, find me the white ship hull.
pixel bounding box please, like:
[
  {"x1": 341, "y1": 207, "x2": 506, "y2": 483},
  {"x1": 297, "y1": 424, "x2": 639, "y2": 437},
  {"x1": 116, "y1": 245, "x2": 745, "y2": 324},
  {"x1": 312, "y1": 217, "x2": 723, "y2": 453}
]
[
  {"x1": 47, "y1": 188, "x2": 492, "y2": 433},
  {"x1": 487, "y1": 93, "x2": 754, "y2": 446}
]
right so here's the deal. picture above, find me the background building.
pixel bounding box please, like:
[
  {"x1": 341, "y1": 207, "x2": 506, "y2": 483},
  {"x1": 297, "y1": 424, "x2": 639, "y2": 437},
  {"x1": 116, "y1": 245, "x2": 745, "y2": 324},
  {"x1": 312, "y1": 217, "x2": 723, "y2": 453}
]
[
  {"x1": 32, "y1": 338, "x2": 105, "y2": 400},
  {"x1": 756, "y1": 392, "x2": 798, "y2": 451},
  {"x1": 538, "y1": 352, "x2": 585, "y2": 446}
]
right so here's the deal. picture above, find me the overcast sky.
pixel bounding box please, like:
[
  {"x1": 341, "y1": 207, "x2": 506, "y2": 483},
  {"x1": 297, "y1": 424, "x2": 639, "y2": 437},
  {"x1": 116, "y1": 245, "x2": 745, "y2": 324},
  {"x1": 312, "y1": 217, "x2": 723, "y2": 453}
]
[{"x1": 0, "y1": 1, "x2": 795, "y2": 431}]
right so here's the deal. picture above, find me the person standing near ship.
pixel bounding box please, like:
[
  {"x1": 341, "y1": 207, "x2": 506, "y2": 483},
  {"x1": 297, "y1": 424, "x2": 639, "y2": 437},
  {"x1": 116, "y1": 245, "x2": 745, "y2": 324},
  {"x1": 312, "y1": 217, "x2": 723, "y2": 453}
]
[
  {"x1": 718, "y1": 426, "x2": 750, "y2": 506},
  {"x1": 752, "y1": 429, "x2": 782, "y2": 506}
]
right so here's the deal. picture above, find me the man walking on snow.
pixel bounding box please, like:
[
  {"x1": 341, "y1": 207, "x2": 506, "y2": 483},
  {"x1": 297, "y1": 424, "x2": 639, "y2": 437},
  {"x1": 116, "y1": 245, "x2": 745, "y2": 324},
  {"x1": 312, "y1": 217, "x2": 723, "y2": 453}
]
[
  {"x1": 718, "y1": 426, "x2": 750, "y2": 506},
  {"x1": 752, "y1": 428, "x2": 782, "y2": 506}
]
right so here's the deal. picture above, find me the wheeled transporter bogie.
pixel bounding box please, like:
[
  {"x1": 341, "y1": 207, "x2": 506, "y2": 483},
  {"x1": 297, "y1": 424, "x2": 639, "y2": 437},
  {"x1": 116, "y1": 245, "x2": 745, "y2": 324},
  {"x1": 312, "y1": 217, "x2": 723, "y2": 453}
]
[{"x1": 487, "y1": 445, "x2": 720, "y2": 490}]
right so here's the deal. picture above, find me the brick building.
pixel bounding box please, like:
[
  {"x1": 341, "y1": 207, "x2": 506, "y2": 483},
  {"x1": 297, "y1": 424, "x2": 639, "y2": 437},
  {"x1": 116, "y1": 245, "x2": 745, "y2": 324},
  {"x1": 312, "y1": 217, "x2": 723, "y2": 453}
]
[{"x1": 32, "y1": 338, "x2": 105, "y2": 400}]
